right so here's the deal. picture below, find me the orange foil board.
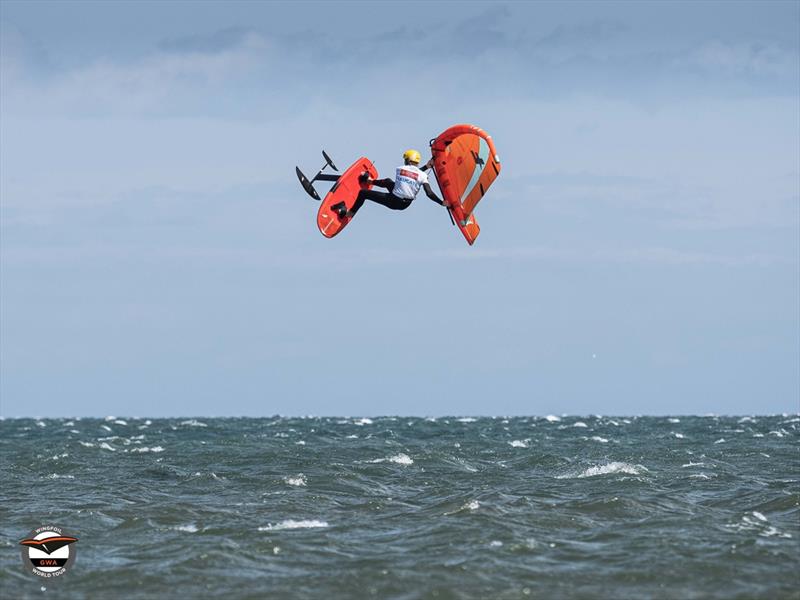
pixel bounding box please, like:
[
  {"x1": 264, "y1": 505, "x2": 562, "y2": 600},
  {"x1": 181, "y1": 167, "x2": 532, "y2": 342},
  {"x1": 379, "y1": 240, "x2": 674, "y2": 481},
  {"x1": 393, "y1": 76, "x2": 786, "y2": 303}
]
[{"x1": 317, "y1": 157, "x2": 378, "y2": 238}]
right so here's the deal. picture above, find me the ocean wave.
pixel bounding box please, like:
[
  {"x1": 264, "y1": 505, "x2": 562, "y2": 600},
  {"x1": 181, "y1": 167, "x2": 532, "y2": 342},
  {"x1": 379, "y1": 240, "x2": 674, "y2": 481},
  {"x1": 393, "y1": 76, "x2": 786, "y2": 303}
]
[
  {"x1": 129, "y1": 446, "x2": 165, "y2": 453},
  {"x1": 368, "y1": 453, "x2": 413, "y2": 466},
  {"x1": 725, "y1": 512, "x2": 793, "y2": 539},
  {"x1": 284, "y1": 474, "x2": 307, "y2": 487},
  {"x1": 445, "y1": 500, "x2": 481, "y2": 515},
  {"x1": 258, "y1": 520, "x2": 329, "y2": 531},
  {"x1": 558, "y1": 462, "x2": 649, "y2": 479}
]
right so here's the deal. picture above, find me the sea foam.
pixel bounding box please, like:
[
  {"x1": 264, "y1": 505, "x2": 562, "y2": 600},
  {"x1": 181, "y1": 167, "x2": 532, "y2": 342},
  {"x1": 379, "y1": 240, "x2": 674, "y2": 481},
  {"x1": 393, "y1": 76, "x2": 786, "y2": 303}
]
[
  {"x1": 558, "y1": 462, "x2": 649, "y2": 479},
  {"x1": 258, "y1": 520, "x2": 329, "y2": 531}
]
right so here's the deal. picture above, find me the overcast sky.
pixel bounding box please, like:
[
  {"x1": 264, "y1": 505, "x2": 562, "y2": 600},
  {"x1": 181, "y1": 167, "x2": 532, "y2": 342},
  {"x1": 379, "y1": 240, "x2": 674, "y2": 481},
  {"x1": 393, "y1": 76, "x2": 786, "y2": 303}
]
[{"x1": 1, "y1": 1, "x2": 798, "y2": 417}]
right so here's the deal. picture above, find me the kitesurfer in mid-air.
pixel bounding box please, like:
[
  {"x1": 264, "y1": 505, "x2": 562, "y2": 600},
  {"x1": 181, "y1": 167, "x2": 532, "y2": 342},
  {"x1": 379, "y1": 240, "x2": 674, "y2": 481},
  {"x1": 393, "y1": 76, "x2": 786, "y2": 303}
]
[{"x1": 331, "y1": 149, "x2": 446, "y2": 219}]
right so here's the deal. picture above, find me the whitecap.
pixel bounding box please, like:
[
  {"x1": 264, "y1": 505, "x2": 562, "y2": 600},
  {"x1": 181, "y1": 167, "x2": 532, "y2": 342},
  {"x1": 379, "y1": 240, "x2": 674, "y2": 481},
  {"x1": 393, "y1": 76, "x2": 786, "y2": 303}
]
[
  {"x1": 98, "y1": 442, "x2": 116, "y2": 452},
  {"x1": 47, "y1": 474, "x2": 75, "y2": 479},
  {"x1": 180, "y1": 419, "x2": 207, "y2": 427},
  {"x1": 284, "y1": 474, "x2": 307, "y2": 487},
  {"x1": 370, "y1": 453, "x2": 413, "y2": 466},
  {"x1": 681, "y1": 461, "x2": 707, "y2": 468},
  {"x1": 36, "y1": 421, "x2": 46, "y2": 428},
  {"x1": 100, "y1": 425, "x2": 112, "y2": 433},
  {"x1": 171, "y1": 524, "x2": 198, "y2": 533},
  {"x1": 726, "y1": 513, "x2": 792, "y2": 539},
  {"x1": 544, "y1": 415, "x2": 561, "y2": 422},
  {"x1": 345, "y1": 434, "x2": 358, "y2": 439},
  {"x1": 258, "y1": 519, "x2": 329, "y2": 531},
  {"x1": 590, "y1": 436, "x2": 609, "y2": 443},
  {"x1": 129, "y1": 446, "x2": 164, "y2": 453},
  {"x1": 78, "y1": 441, "x2": 95, "y2": 448},
  {"x1": 353, "y1": 418, "x2": 373, "y2": 426},
  {"x1": 113, "y1": 419, "x2": 128, "y2": 426},
  {"x1": 714, "y1": 438, "x2": 726, "y2": 444},
  {"x1": 761, "y1": 527, "x2": 792, "y2": 539},
  {"x1": 558, "y1": 462, "x2": 649, "y2": 479},
  {"x1": 668, "y1": 418, "x2": 681, "y2": 423},
  {"x1": 509, "y1": 440, "x2": 529, "y2": 448},
  {"x1": 673, "y1": 432, "x2": 685, "y2": 439},
  {"x1": 752, "y1": 433, "x2": 764, "y2": 438},
  {"x1": 573, "y1": 421, "x2": 588, "y2": 428},
  {"x1": 457, "y1": 417, "x2": 477, "y2": 423},
  {"x1": 489, "y1": 540, "x2": 503, "y2": 547}
]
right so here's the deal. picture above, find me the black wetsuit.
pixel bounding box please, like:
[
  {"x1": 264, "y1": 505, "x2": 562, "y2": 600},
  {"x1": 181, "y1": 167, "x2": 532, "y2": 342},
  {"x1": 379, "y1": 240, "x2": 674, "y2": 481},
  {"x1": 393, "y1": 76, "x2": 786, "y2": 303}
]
[{"x1": 350, "y1": 165, "x2": 444, "y2": 215}]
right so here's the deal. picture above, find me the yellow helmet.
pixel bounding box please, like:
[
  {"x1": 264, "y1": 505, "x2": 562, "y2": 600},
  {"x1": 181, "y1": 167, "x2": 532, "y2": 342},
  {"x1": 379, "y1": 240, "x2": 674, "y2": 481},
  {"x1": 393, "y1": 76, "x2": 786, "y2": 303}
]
[{"x1": 403, "y1": 149, "x2": 421, "y2": 164}]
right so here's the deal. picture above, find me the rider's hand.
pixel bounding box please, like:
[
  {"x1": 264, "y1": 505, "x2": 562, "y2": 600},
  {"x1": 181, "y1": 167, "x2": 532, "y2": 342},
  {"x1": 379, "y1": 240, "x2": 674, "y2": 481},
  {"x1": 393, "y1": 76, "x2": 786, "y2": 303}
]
[{"x1": 426, "y1": 158, "x2": 435, "y2": 169}]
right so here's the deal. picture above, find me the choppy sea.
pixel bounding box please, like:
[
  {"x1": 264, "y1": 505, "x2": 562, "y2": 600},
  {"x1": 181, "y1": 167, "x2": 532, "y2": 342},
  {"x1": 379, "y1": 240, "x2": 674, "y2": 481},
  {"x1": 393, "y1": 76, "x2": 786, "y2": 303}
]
[{"x1": 1, "y1": 416, "x2": 798, "y2": 599}]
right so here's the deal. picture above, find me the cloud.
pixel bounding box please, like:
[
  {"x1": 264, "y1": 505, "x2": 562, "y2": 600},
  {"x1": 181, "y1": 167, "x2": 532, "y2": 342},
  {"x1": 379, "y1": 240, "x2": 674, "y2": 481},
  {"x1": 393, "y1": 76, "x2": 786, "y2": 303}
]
[
  {"x1": 533, "y1": 20, "x2": 630, "y2": 49},
  {"x1": 1, "y1": 35, "x2": 273, "y2": 117},
  {"x1": 158, "y1": 27, "x2": 258, "y2": 54},
  {"x1": 450, "y1": 5, "x2": 512, "y2": 55},
  {"x1": 681, "y1": 40, "x2": 798, "y2": 77}
]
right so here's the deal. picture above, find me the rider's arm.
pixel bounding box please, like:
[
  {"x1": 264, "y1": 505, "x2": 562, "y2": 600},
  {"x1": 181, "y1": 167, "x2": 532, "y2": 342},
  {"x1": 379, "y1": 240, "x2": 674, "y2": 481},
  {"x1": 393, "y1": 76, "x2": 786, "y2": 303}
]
[{"x1": 423, "y1": 182, "x2": 445, "y2": 206}]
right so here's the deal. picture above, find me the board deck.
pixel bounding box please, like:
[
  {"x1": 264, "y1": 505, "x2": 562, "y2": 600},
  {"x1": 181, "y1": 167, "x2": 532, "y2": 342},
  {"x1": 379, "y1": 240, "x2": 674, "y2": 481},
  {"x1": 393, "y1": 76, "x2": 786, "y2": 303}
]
[{"x1": 317, "y1": 157, "x2": 377, "y2": 238}]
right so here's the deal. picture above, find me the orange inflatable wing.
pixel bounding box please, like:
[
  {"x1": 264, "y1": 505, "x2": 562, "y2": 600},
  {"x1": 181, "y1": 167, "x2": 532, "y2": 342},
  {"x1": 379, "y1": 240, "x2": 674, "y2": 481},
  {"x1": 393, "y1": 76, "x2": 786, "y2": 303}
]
[{"x1": 430, "y1": 124, "x2": 500, "y2": 245}]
